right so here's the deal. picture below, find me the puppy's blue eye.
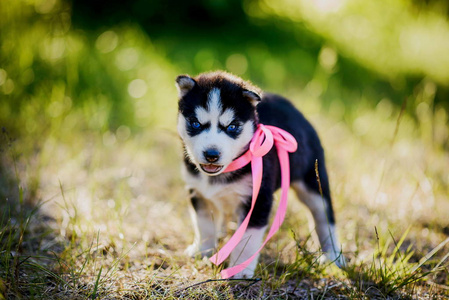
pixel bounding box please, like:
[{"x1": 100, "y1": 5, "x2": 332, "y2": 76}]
[
  {"x1": 226, "y1": 124, "x2": 238, "y2": 133},
  {"x1": 191, "y1": 121, "x2": 201, "y2": 129}
]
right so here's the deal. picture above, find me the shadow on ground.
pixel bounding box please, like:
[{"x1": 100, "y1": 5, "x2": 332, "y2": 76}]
[{"x1": 0, "y1": 129, "x2": 64, "y2": 298}]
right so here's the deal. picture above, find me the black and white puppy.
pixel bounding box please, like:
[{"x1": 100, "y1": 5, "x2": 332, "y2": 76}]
[{"x1": 176, "y1": 71, "x2": 345, "y2": 278}]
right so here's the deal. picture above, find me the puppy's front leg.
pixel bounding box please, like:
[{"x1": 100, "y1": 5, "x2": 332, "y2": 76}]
[{"x1": 185, "y1": 191, "x2": 217, "y2": 258}]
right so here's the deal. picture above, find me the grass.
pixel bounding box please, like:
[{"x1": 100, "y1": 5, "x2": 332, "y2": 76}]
[
  {"x1": 1, "y1": 83, "x2": 449, "y2": 298},
  {"x1": 1, "y1": 0, "x2": 449, "y2": 298}
]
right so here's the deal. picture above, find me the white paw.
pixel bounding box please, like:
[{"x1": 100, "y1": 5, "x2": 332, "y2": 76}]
[
  {"x1": 184, "y1": 244, "x2": 199, "y2": 257},
  {"x1": 325, "y1": 250, "x2": 347, "y2": 268},
  {"x1": 184, "y1": 243, "x2": 214, "y2": 258},
  {"x1": 232, "y1": 268, "x2": 255, "y2": 279}
]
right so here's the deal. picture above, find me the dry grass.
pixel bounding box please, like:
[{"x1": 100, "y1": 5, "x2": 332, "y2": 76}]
[
  {"x1": 1, "y1": 85, "x2": 448, "y2": 299},
  {"x1": 1, "y1": 0, "x2": 449, "y2": 298}
]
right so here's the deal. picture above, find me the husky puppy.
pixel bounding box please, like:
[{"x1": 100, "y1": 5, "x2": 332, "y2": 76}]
[{"x1": 176, "y1": 71, "x2": 345, "y2": 278}]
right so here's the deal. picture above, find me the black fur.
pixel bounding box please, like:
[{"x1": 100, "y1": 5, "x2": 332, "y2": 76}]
[
  {"x1": 190, "y1": 190, "x2": 206, "y2": 211},
  {"x1": 186, "y1": 118, "x2": 211, "y2": 137},
  {"x1": 183, "y1": 147, "x2": 200, "y2": 176},
  {"x1": 257, "y1": 94, "x2": 335, "y2": 225},
  {"x1": 231, "y1": 93, "x2": 336, "y2": 227},
  {"x1": 178, "y1": 72, "x2": 260, "y2": 135},
  {"x1": 178, "y1": 71, "x2": 335, "y2": 230}
]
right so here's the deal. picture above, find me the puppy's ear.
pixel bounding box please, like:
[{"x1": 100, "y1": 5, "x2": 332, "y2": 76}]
[
  {"x1": 243, "y1": 90, "x2": 261, "y2": 106},
  {"x1": 175, "y1": 75, "x2": 196, "y2": 98}
]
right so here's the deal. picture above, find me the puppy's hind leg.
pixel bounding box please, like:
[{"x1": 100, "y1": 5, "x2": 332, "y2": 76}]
[
  {"x1": 292, "y1": 181, "x2": 346, "y2": 268},
  {"x1": 185, "y1": 190, "x2": 217, "y2": 258}
]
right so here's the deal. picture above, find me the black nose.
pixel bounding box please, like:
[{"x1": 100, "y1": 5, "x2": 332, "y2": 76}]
[{"x1": 203, "y1": 149, "x2": 220, "y2": 163}]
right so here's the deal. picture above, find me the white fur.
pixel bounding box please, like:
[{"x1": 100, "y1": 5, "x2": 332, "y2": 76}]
[
  {"x1": 181, "y1": 163, "x2": 252, "y2": 223},
  {"x1": 219, "y1": 109, "x2": 236, "y2": 126},
  {"x1": 185, "y1": 203, "x2": 216, "y2": 257},
  {"x1": 206, "y1": 88, "x2": 222, "y2": 120},
  {"x1": 182, "y1": 163, "x2": 253, "y2": 258},
  {"x1": 177, "y1": 88, "x2": 256, "y2": 176},
  {"x1": 179, "y1": 86, "x2": 257, "y2": 261},
  {"x1": 195, "y1": 89, "x2": 221, "y2": 124},
  {"x1": 195, "y1": 106, "x2": 210, "y2": 125},
  {"x1": 229, "y1": 226, "x2": 267, "y2": 278},
  {"x1": 178, "y1": 85, "x2": 345, "y2": 277}
]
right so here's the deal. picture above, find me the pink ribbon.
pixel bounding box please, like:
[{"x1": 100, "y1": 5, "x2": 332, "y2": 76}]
[{"x1": 209, "y1": 124, "x2": 298, "y2": 278}]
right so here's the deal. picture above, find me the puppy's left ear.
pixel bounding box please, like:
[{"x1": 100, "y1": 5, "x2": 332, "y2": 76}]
[
  {"x1": 243, "y1": 90, "x2": 261, "y2": 106},
  {"x1": 175, "y1": 75, "x2": 196, "y2": 98}
]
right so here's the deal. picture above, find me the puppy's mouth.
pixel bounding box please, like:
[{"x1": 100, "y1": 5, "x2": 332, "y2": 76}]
[{"x1": 200, "y1": 164, "x2": 224, "y2": 174}]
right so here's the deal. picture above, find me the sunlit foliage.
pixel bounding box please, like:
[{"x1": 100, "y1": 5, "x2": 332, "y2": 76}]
[{"x1": 1, "y1": 0, "x2": 448, "y2": 298}]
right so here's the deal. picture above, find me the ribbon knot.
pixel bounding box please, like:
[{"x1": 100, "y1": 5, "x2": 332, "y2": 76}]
[
  {"x1": 250, "y1": 125, "x2": 273, "y2": 157},
  {"x1": 209, "y1": 124, "x2": 298, "y2": 278}
]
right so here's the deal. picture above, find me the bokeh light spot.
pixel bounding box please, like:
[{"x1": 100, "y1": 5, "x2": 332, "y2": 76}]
[
  {"x1": 116, "y1": 48, "x2": 139, "y2": 71},
  {"x1": 376, "y1": 98, "x2": 393, "y2": 118},
  {"x1": 116, "y1": 125, "x2": 131, "y2": 142},
  {"x1": 319, "y1": 46, "x2": 337, "y2": 72},
  {"x1": 128, "y1": 79, "x2": 148, "y2": 98},
  {"x1": 312, "y1": 0, "x2": 345, "y2": 13},
  {"x1": 103, "y1": 131, "x2": 117, "y2": 147},
  {"x1": 226, "y1": 53, "x2": 248, "y2": 75},
  {"x1": 416, "y1": 102, "x2": 429, "y2": 119},
  {"x1": 0, "y1": 69, "x2": 7, "y2": 85},
  {"x1": 353, "y1": 115, "x2": 371, "y2": 136},
  {"x1": 96, "y1": 31, "x2": 119, "y2": 53},
  {"x1": 3, "y1": 79, "x2": 14, "y2": 94},
  {"x1": 48, "y1": 101, "x2": 63, "y2": 118},
  {"x1": 35, "y1": 0, "x2": 57, "y2": 14},
  {"x1": 107, "y1": 199, "x2": 116, "y2": 208},
  {"x1": 41, "y1": 37, "x2": 66, "y2": 61}
]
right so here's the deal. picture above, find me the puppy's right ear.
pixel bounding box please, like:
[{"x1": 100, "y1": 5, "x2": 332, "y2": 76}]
[
  {"x1": 243, "y1": 90, "x2": 261, "y2": 107},
  {"x1": 175, "y1": 75, "x2": 196, "y2": 98}
]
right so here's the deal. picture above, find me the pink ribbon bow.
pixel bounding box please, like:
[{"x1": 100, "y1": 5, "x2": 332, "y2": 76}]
[{"x1": 209, "y1": 124, "x2": 298, "y2": 278}]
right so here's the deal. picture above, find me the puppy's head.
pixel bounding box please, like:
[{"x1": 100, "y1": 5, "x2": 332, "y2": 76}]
[{"x1": 176, "y1": 71, "x2": 262, "y2": 176}]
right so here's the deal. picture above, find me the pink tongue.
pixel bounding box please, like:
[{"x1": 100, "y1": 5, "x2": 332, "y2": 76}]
[{"x1": 203, "y1": 164, "x2": 221, "y2": 173}]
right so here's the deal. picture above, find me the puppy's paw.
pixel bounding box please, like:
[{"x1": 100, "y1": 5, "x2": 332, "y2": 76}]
[
  {"x1": 184, "y1": 244, "x2": 214, "y2": 258},
  {"x1": 231, "y1": 268, "x2": 255, "y2": 279},
  {"x1": 324, "y1": 250, "x2": 347, "y2": 269},
  {"x1": 184, "y1": 244, "x2": 199, "y2": 258}
]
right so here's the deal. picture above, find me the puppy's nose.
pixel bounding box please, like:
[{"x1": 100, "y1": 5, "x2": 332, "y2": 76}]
[{"x1": 203, "y1": 149, "x2": 220, "y2": 163}]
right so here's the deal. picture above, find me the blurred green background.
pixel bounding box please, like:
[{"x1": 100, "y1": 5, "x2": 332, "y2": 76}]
[
  {"x1": 1, "y1": 0, "x2": 448, "y2": 141},
  {"x1": 1, "y1": 1, "x2": 449, "y2": 296}
]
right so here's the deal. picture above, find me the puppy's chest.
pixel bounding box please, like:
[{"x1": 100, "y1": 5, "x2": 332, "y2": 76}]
[{"x1": 183, "y1": 168, "x2": 252, "y2": 209}]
